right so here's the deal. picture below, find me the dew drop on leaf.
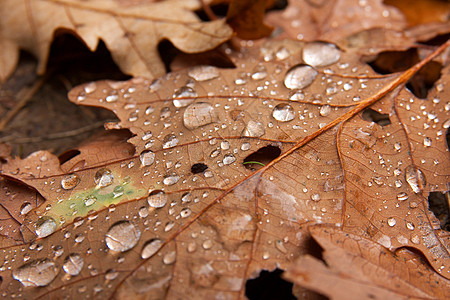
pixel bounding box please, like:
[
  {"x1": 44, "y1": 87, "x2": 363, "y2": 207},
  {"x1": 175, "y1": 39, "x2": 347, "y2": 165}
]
[
  {"x1": 20, "y1": 202, "x2": 32, "y2": 215},
  {"x1": 63, "y1": 253, "x2": 84, "y2": 276},
  {"x1": 242, "y1": 120, "x2": 265, "y2": 137},
  {"x1": 35, "y1": 217, "x2": 57, "y2": 238},
  {"x1": 105, "y1": 221, "x2": 141, "y2": 252},
  {"x1": 202, "y1": 239, "x2": 213, "y2": 250},
  {"x1": 405, "y1": 165, "x2": 426, "y2": 193},
  {"x1": 423, "y1": 137, "x2": 432, "y2": 147},
  {"x1": 223, "y1": 154, "x2": 236, "y2": 165},
  {"x1": 396, "y1": 192, "x2": 408, "y2": 201},
  {"x1": 302, "y1": 42, "x2": 341, "y2": 67},
  {"x1": 162, "y1": 134, "x2": 179, "y2": 149},
  {"x1": 140, "y1": 150, "x2": 155, "y2": 166},
  {"x1": 12, "y1": 259, "x2": 59, "y2": 287},
  {"x1": 284, "y1": 64, "x2": 317, "y2": 90},
  {"x1": 105, "y1": 269, "x2": 119, "y2": 281},
  {"x1": 84, "y1": 196, "x2": 97, "y2": 207},
  {"x1": 113, "y1": 186, "x2": 124, "y2": 198},
  {"x1": 147, "y1": 190, "x2": 168, "y2": 208},
  {"x1": 163, "y1": 175, "x2": 180, "y2": 186},
  {"x1": 188, "y1": 65, "x2": 219, "y2": 81},
  {"x1": 406, "y1": 222, "x2": 415, "y2": 230},
  {"x1": 180, "y1": 208, "x2": 192, "y2": 218},
  {"x1": 183, "y1": 102, "x2": 217, "y2": 130},
  {"x1": 61, "y1": 174, "x2": 80, "y2": 190},
  {"x1": 310, "y1": 193, "x2": 321, "y2": 201},
  {"x1": 83, "y1": 82, "x2": 97, "y2": 94},
  {"x1": 94, "y1": 168, "x2": 114, "y2": 188},
  {"x1": 163, "y1": 251, "x2": 176, "y2": 265},
  {"x1": 173, "y1": 86, "x2": 197, "y2": 108},
  {"x1": 272, "y1": 104, "x2": 295, "y2": 122},
  {"x1": 387, "y1": 217, "x2": 396, "y2": 227},
  {"x1": 141, "y1": 239, "x2": 163, "y2": 259},
  {"x1": 319, "y1": 105, "x2": 331, "y2": 117}
]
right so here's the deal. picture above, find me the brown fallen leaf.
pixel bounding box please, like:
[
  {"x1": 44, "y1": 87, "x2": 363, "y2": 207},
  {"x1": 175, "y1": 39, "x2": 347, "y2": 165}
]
[
  {"x1": 226, "y1": 0, "x2": 273, "y2": 39},
  {"x1": 0, "y1": 0, "x2": 233, "y2": 81},
  {"x1": 284, "y1": 225, "x2": 450, "y2": 299},
  {"x1": 0, "y1": 39, "x2": 448, "y2": 298}
]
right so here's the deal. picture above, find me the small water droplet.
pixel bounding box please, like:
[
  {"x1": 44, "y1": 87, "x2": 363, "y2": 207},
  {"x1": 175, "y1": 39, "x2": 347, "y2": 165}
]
[
  {"x1": 61, "y1": 174, "x2": 80, "y2": 190},
  {"x1": 394, "y1": 142, "x2": 402, "y2": 151},
  {"x1": 105, "y1": 221, "x2": 141, "y2": 252},
  {"x1": 140, "y1": 150, "x2": 155, "y2": 166},
  {"x1": 148, "y1": 191, "x2": 168, "y2": 208},
  {"x1": 405, "y1": 165, "x2": 426, "y2": 193},
  {"x1": 164, "y1": 221, "x2": 175, "y2": 232},
  {"x1": 423, "y1": 137, "x2": 432, "y2": 147},
  {"x1": 410, "y1": 234, "x2": 420, "y2": 244},
  {"x1": 284, "y1": 64, "x2": 317, "y2": 90},
  {"x1": 202, "y1": 239, "x2": 213, "y2": 250},
  {"x1": 272, "y1": 104, "x2": 295, "y2": 122},
  {"x1": 84, "y1": 82, "x2": 97, "y2": 94},
  {"x1": 183, "y1": 102, "x2": 216, "y2": 130},
  {"x1": 251, "y1": 65, "x2": 268, "y2": 80},
  {"x1": 141, "y1": 239, "x2": 163, "y2": 259},
  {"x1": 396, "y1": 192, "x2": 408, "y2": 201},
  {"x1": 105, "y1": 269, "x2": 119, "y2": 281},
  {"x1": 302, "y1": 42, "x2": 340, "y2": 67},
  {"x1": 20, "y1": 202, "x2": 32, "y2": 215},
  {"x1": 242, "y1": 120, "x2": 265, "y2": 137},
  {"x1": 13, "y1": 259, "x2": 59, "y2": 287},
  {"x1": 241, "y1": 142, "x2": 251, "y2": 151},
  {"x1": 162, "y1": 134, "x2": 179, "y2": 149},
  {"x1": 387, "y1": 217, "x2": 396, "y2": 227},
  {"x1": 406, "y1": 222, "x2": 415, "y2": 230},
  {"x1": 223, "y1": 154, "x2": 236, "y2": 165},
  {"x1": 180, "y1": 208, "x2": 192, "y2": 218},
  {"x1": 113, "y1": 186, "x2": 124, "y2": 198},
  {"x1": 84, "y1": 196, "x2": 97, "y2": 207},
  {"x1": 319, "y1": 105, "x2": 331, "y2": 117},
  {"x1": 221, "y1": 140, "x2": 230, "y2": 150},
  {"x1": 139, "y1": 206, "x2": 149, "y2": 218},
  {"x1": 94, "y1": 168, "x2": 114, "y2": 188},
  {"x1": 187, "y1": 242, "x2": 197, "y2": 253},
  {"x1": 275, "y1": 240, "x2": 287, "y2": 253},
  {"x1": 35, "y1": 217, "x2": 57, "y2": 238},
  {"x1": 63, "y1": 254, "x2": 84, "y2": 276},
  {"x1": 173, "y1": 86, "x2": 197, "y2": 108},
  {"x1": 310, "y1": 193, "x2": 321, "y2": 201},
  {"x1": 163, "y1": 175, "x2": 180, "y2": 186},
  {"x1": 163, "y1": 251, "x2": 176, "y2": 264},
  {"x1": 188, "y1": 65, "x2": 219, "y2": 81}
]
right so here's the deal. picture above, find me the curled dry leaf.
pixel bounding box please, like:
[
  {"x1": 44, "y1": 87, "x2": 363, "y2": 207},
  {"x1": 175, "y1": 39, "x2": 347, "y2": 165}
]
[
  {"x1": 0, "y1": 39, "x2": 449, "y2": 298},
  {"x1": 0, "y1": 0, "x2": 233, "y2": 81},
  {"x1": 284, "y1": 225, "x2": 450, "y2": 299}
]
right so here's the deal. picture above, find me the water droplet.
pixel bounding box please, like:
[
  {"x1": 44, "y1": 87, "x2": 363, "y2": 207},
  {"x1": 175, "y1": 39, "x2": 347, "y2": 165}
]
[
  {"x1": 147, "y1": 191, "x2": 168, "y2": 208},
  {"x1": 242, "y1": 120, "x2": 265, "y2": 137},
  {"x1": 406, "y1": 222, "x2": 415, "y2": 230},
  {"x1": 84, "y1": 196, "x2": 97, "y2": 207},
  {"x1": 163, "y1": 251, "x2": 176, "y2": 265},
  {"x1": 164, "y1": 221, "x2": 175, "y2": 232},
  {"x1": 410, "y1": 234, "x2": 420, "y2": 244},
  {"x1": 94, "y1": 168, "x2": 114, "y2": 188},
  {"x1": 302, "y1": 42, "x2": 341, "y2": 67},
  {"x1": 202, "y1": 239, "x2": 213, "y2": 250},
  {"x1": 241, "y1": 142, "x2": 251, "y2": 151},
  {"x1": 251, "y1": 65, "x2": 268, "y2": 80},
  {"x1": 276, "y1": 47, "x2": 290, "y2": 60},
  {"x1": 106, "y1": 94, "x2": 119, "y2": 103},
  {"x1": 394, "y1": 142, "x2": 402, "y2": 151},
  {"x1": 319, "y1": 105, "x2": 331, "y2": 117},
  {"x1": 405, "y1": 166, "x2": 426, "y2": 193},
  {"x1": 35, "y1": 217, "x2": 57, "y2": 238},
  {"x1": 163, "y1": 175, "x2": 180, "y2": 186},
  {"x1": 272, "y1": 104, "x2": 295, "y2": 122},
  {"x1": 423, "y1": 137, "x2": 432, "y2": 147},
  {"x1": 221, "y1": 140, "x2": 230, "y2": 150},
  {"x1": 181, "y1": 192, "x2": 192, "y2": 203},
  {"x1": 173, "y1": 86, "x2": 197, "y2": 108},
  {"x1": 188, "y1": 65, "x2": 219, "y2": 81},
  {"x1": 387, "y1": 217, "x2": 396, "y2": 226},
  {"x1": 84, "y1": 82, "x2": 97, "y2": 94},
  {"x1": 13, "y1": 259, "x2": 59, "y2": 287},
  {"x1": 275, "y1": 240, "x2": 287, "y2": 253},
  {"x1": 63, "y1": 254, "x2": 84, "y2": 276},
  {"x1": 61, "y1": 174, "x2": 80, "y2": 190},
  {"x1": 139, "y1": 206, "x2": 149, "y2": 218},
  {"x1": 187, "y1": 242, "x2": 197, "y2": 253},
  {"x1": 113, "y1": 186, "x2": 124, "y2": 198},
  {"x1": 223, "y1": 154, "x2": 236, "y2": 165},
  {"x1": 75, "y1": 234, "x2": 85, "y2": 243},
  {"x1": 396, "y1": 192, "x2": 408, "y2": 201},
  {"x1": 105, "y1": 269, "x2": 119, "y2": 281},
  {"x1": 20, "y1": 202, "x2": 32, "y2": 215},
  {"x1": 183, "y1": 102, "x2": 217, "y2": 130},
  {"x1": 162, "y1": 134, "x2": 179, "y2": 149},
  {"x1": 105, "y1": 221, "x2": 141, "y2": 252},
  {"x1": 141, "y1": 239, "x2": 163, "y2": 259},
  {"x1": 310, "y1": 193, "x2": 321, "y2": 201},
  {"x1": 284, "y1": 64, "x2": 317, "y2": 90},
  {"x1": 180, "y1": 208, "x2": 192, "y2": 218},
  {"x1": 140, "y1": 150, "x2": 155, "y2": 166}
]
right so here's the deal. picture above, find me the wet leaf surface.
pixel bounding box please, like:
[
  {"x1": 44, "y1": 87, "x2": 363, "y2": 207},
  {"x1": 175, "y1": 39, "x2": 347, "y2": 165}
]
[{"x1": 0, "y1": 36, "x2": 448, "y2": 299}]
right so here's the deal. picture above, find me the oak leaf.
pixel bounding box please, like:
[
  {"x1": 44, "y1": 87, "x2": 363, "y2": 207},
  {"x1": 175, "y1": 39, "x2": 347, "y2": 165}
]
[
  {"x1": 0, "y1": 39, "x2": 449, "y2": 298},
  {"x1": 0, "y1": 0, "x2": 233, "y2": 81}
]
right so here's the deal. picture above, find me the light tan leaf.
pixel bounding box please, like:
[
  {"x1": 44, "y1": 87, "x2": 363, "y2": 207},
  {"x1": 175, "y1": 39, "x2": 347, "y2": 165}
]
[{"x1": 0, "y1": 0, "x2": 233, "y2": 81}]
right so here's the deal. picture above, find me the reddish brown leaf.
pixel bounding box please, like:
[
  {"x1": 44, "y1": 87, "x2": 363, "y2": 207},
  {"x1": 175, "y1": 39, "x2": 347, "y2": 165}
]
[{"x1": 226, "y1": 0, "x2": 273, "y2": 39}]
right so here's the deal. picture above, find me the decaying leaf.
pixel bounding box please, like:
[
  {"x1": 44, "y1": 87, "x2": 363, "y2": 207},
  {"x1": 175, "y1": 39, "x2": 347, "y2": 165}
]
[
  {"x1": 0, "y1": 38, "x2": 448, "y2": 299},
  {"x1": 284, "y1": 225, "x2": 450, "y2": 299},
  {"x1": 0, "y1": 0, "x2": 233, "y2": 81}
]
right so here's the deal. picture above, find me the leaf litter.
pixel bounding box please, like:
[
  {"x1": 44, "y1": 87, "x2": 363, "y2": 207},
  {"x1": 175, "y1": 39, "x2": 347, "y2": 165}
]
[{"x1": 0, "y1": 35, "x2": 448, "y2": 298}]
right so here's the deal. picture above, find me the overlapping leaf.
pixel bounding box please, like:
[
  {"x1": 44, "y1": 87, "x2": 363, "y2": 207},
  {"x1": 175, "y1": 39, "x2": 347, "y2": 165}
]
[{"x1": 0, "y1": 39, "x2": 449, "y2": 298}]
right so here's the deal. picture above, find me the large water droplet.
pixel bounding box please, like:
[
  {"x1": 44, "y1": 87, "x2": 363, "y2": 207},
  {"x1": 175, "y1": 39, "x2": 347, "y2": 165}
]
[
  {"x1": 12, "y1": 259, "x2": 59, "y2": 287},
  {"x1": 63, "y1": 254, "x2": 84, "y2": 276},
  {"x1": 284, "y1": 64, "x2": 317, "y2": 90},
  {"x1": 183, "y1": 102, "x2": 217, "y2": 130},
  {"x1": 94, "y1": 168, "x2": 114, "y2": 188},
  {"x1": 188, "y1": 65, "x2": 219, "y2": 81},
  {"x1": 147, "y1": 190, "x2": 168, "y2": 208},
  {"x1": 105, "y1": 221, "x2": 141, "y2": 252},
  {"x1": 242, "y1": 120, "x2": 265, "y2": 137},
  {"x1": 405, "y1": 165, "x2": 426, "y2": 193},
  {"x1": 163, "y1": 175, "x2": 180, "y2": 186},
  {"x1": 141, "y1": 239, "x2": 163, "y2": 259},
  {"x1": 140, "y1": 150, "x2": 155, "y2": 166},
  {"x1": 272, "y1": 104, "x2": 295, "y2": 122},
  {"x1": 173, "y1": 86, "x2": 197, "y2": 108},
  {"x1": 35, "y1": 217, "x2": 57, "y2": 238},
  {"x1": 162, "y1": 134, "x2": 179, "y2": 149},
  {"x1": 302, "y1": 42, "x2": 341, "y2": 67},
  {"x1": 223, "y1": 154, "x2": 236, "y2": 165},
  {"x1": 61, "y1": 174, "x2": 80, "y2": 190}
]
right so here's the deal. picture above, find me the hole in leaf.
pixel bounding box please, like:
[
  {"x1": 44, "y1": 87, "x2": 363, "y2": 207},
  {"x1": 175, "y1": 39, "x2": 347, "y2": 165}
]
[
  {"x1": 191, "y1": 163, "x2": 208, "y2": 174},
  {"x1": 361, "y1": 108, "x2": 391, "y2": 126},
  {"x1": 243, "y1": 145, "x2": 282, "y2": 170},
  {"x1": 58, "y1": 150, "x2": 81, "y2": 165},
  {"x1": 428, "y1": 192, "x2": 450, "y2": 231},
  {"x1": 367, "y1": 48, "x2": 442, "y2": 99},
  {"x1": 245, "y1": 268, "x2": 295, "y2": 300},
  {"x1": 194, "y1": 3, "x2": 229, "y2": 21}
]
